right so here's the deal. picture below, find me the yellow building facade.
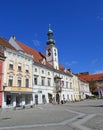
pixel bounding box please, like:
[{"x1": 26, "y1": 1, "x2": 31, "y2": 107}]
[{"x1": 2, "y1": 47, "x2": 33, "y2": 108}]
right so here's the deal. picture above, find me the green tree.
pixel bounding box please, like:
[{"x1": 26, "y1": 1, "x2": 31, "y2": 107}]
[{"x1": 89, "y1": 80, "x2": 98, "y2": 93}]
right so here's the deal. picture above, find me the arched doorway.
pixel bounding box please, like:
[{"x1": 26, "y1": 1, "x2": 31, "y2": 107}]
[
  {"x1": 56, "y1": 93, "x2": 60, "y2": 104},
  {"x1": 48, "y1": 93, "x2": 52, "y2": 103}
]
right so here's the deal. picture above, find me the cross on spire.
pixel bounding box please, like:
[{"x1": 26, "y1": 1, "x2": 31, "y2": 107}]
[{"x1": 49, "y1": 24, "x2": 51, "y2": 30}]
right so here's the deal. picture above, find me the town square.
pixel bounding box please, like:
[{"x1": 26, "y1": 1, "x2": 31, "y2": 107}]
[
  {"x1": 0, "y1": 0, "x2": 103, "y2": 130},
  {"x1": 0, "y1": 99, "x2": 103, "y2": 130}
]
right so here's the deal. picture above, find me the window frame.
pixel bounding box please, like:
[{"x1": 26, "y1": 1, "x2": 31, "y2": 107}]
[
  {"x1": 18, "y1": 63, "x2": 22, "y2": 71},
  {"x1": 25, "y1": 65, "x2": 29, "y2": 73},
  {"x1": 25, "y1": 78, "x2": 29, "y2": 88},
  {"x1": 9, "y1": 61, "x2": 13, "y2": 70},
  {"x1": 17, "y1": 77, "x2": 22, "y2": 87},
  {"x1": 8, "y1": 76, "x2": 13, "y2": 86}
]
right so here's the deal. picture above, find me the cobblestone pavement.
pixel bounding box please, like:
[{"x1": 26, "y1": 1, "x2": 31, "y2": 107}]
[{"x1": 0, "y1": 99, "x2": 103, "y2": 130}]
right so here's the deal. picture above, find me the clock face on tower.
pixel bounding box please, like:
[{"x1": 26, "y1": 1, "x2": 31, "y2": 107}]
[{"x1": 48, "y1": 48, "x2": 51, "y2": 56}]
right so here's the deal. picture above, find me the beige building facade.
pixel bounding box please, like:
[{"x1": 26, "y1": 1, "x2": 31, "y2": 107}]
[
  {"x1": 72, "y1": 74, "x2": 80, "y2": 101},
  {"x1": 2, "y1": 46, "x2": 33, "y2": 108}
]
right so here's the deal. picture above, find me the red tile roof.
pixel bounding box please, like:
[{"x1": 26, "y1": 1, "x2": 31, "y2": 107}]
[
  {"x1": 16, "y1": 41, "x2": 43, "y2": 62},
  {"x1": 16, "y1": 41, "x2": 53, "y2": 68},
  {"x1": 59, "y1": 64, "x2": 65, "y2": 71},
  {"x1": 0, "y1": 38, "x2": 16, "y2": 51},
  {"x1": 77, "y1": 73, "x2": 103, "y2": 82},
  {"x1": 16, "y1": 40, "x2": 72, "y2": 76}
]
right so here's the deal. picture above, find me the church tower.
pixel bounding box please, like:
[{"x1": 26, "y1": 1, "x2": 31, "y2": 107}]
[{"x1": 46, "y1": 25, "x2": 59, "y2": 70}]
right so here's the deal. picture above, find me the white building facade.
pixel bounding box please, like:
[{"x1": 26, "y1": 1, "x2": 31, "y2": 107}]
[{"x1": 79, "y1": 79, "x2": 90, "y2": 100}]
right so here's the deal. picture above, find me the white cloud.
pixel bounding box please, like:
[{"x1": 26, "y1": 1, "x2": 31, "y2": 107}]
[
  {"x1": 91, "y1": 59, "x2": 98, "y2": 65},
  {"x1": 93, "y1": 70, "x2": 103, "y2": 74},
  {"x1": 96, "y1": 15, "x2": 103, "y2": 21},
  {"x1": 65, "y1": 61, "x2": 78, "y2": 66},
  {"x1": 71, "y1": 61, "x2": 78, "y2": 64},
  {"x1": 32, "y1": 39, "x2": 41, "y2": 47}
]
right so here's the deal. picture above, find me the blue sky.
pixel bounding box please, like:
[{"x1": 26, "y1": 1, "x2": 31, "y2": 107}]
[{"x1": 0, "y1": 0, "x2": 103, "y2": 74}]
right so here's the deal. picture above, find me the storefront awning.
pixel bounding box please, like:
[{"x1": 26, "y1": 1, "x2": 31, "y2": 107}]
[{"x1": 4, "y1": 91, "x2": 33, "y2": 94}]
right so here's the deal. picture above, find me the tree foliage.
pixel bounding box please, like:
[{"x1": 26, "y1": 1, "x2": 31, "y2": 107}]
[{"x1": 89, "y1": 80, "x2": 98, "y2": 93}]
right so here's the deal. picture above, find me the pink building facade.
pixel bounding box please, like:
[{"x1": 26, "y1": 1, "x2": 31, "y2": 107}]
[{"x1": 0, "y1": 48, "x2": 5, "y2": 107}]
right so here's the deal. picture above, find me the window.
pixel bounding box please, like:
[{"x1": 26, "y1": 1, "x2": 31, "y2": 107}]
[
  {"x1": 54, "y1": 49, "x2": 56, "y2": 56},
  {"x1": 42, "y1": 70, "x2": 44, "y2": 74},
  {"x1": 25, "y1": 79, "x2": 29, "y2": 88},
  {"x1": 66, "y1": 82, "x2": 68, "y2": 88},
  {"x1": 18, "y1": 77, "x2": 21, "y2": 87},
  {"x1": 41, "y1": 77, "x2": 45, "y2": 86},
  {"x1": 61, "y1": 80, "x2": 64, "y2": 87},
  {"x1": 25, "y1": 65, "x2": 29, "y2": 73},
  {"x1": 18, "y1": 63, "x2": 22, "y2": 71},
  {"x1": 70, "y1": 82, "x2": 72, "y2": 89},
  {"x1": 35, "y1": 68, "x2": 37, "y2": 72},
  {"x1": 9, "y1": 61, "x2": 13, "y2": 70},
  {"x1": 8, "y1": 76, "x2": 13, "y2": 86},
  {"x1": 48, "y1": 72, "x2": 50, "y2": 75},
  {"x1": 34, "y1": 76, "x2": 38, "y2": 85},
  {"x1": 48, "y1": 78, "x2": 51, "y2": 86}
]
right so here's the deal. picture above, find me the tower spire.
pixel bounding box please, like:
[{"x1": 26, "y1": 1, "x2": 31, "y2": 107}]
[
  {"x1": 46, "y1": 25, "x2": 59, "y2": 70},
  {"x1": 46, "y1": 24, "x2": 55, "y2": 45}
]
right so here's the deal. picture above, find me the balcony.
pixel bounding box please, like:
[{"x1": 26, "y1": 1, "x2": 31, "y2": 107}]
[{"x1": 54, "y1": 75, "x2": 62, "y2": 93}]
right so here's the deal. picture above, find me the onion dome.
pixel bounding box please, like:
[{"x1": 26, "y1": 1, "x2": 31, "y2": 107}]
[{"x1": 46, "y1": 24, "x2": 55, "y2": 45}]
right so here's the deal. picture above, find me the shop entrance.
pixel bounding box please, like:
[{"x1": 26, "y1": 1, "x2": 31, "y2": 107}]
[
  {"x1": 16, "y1": 95, "x2": 21, "y2": 107},
  {"x1": 25, "y1": 95, "x2": 31, "y2": 105},
  {"x1": 6, "y1": 95, "x2": 12, "y2": 105},
  {"x1": 42, "y1": 95, "x2": 46, "y2": 104}
]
